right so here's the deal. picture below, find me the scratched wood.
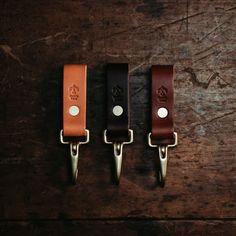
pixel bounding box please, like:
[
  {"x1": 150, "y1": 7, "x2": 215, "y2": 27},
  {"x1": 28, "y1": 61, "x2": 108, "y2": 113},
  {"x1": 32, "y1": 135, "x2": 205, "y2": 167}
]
[{"x1": 0, "y1": 0, "x2": 236, "y2": 234}]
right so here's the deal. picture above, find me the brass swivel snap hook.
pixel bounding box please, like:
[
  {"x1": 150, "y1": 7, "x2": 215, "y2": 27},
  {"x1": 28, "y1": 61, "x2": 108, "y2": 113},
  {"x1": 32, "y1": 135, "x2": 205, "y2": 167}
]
[
  {"x1": 113, "y1": 142, "x2": 124, "y2": 181},
  {"x1": 60, "y1": 129, "x2": 90, "y2": 183},
  {"x1": 148, "y1": 132, "x2": 178, "y2": 186},
  {"x1": 69, "y1": 142, "x2": 80, "y2": 182},
  {"x1": 104, "y1": 129, "x2": 133, "y2": 183}
]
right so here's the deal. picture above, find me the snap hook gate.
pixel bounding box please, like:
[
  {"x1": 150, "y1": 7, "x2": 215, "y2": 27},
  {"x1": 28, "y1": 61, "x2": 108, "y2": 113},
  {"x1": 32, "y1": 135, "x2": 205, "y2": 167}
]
[
  {"x1": 104, "y1": 129, "x2": 133, "y2": 183},
  {"x1": 148, "y1": 132, "x2": 178, "y2": 186},
  {"x1": 60, "y1": 129, "x2": 90, "y2": 182}
]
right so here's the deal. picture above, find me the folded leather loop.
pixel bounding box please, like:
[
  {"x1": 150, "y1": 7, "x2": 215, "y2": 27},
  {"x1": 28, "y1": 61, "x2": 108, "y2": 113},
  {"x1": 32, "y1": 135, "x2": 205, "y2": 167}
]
[
  {"x1": 61, "y1": 64, "x2": 89, "y2": 183},
  {"x1": 106, "y1": 63, "x2": 129, "y2": 142},
  {"x1": 149, "y1": 65, "x2": 177, "y2": 186},
  {"x1": 104, "y1": 63, "x2": 133, "y2": 182},
  {"x1": 151, "y1": 65, "x2": 174, "y2": 145},
  {"x1": 63, "y1": 64, "x2": 87, "y2": 137}
]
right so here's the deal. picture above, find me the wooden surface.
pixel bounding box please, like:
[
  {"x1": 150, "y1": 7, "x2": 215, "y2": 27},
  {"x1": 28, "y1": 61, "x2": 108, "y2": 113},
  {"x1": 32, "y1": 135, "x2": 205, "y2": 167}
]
[
  {"x1": 1, "y1": 220, "x2": 236, "y2": 236},
  {"x1": 0, "y1": 0, "x2": 235, "y2": 235}
]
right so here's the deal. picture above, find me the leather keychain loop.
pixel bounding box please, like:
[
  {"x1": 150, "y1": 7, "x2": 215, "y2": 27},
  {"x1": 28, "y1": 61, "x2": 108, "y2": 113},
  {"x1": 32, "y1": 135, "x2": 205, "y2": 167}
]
[
  {"x1": 148, "y1": 65, "x2": 178, "y2": 186},
  {"x1": 103, "y1": 63, "x2": 133, "y2": 183},
  {"x1": 60, "y1": 64, "x2": 89, "y2": 183}
]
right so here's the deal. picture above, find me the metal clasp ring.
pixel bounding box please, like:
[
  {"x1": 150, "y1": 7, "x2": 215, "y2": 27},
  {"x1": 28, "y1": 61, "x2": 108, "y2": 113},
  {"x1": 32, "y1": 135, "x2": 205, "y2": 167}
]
[
  {"x1": 148, "y1": 132, "x2": 178, "y2": 186},
  {"x1": 60, "y1": 129, "x2": 90, "y2": 183},
  {"x1": 104, "y1": 129, "x2": 133, "y2": 183}
]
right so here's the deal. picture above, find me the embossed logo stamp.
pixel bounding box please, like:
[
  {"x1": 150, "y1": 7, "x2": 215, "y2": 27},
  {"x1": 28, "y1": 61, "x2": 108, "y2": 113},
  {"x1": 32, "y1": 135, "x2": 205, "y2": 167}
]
[
  {"x1": 156, "y1": 86, "x2": 168, "y2": 102},
  {"x1": 112, "y1": 85, "x2": 123, "y2": 102},
  {"x1": 69, "y1": 84, "x2": 79, "y2": 100}
]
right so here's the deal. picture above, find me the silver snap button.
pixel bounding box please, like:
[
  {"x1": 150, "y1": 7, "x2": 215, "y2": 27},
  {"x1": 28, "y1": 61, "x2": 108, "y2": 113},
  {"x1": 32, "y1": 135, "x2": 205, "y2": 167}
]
[
  {"x1": 157, "y1": 107, "x2": 168, "y2": 118},
  {"x1": 69, "y1": 105, "x2": 80, "y2": 116},
  {"x1": 113, "y1": 105, "x2": 123, "y2": 116}
]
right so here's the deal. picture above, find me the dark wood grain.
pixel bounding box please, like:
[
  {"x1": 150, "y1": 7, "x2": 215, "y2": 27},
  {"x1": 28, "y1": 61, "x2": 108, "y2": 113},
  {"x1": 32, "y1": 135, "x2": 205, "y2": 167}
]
[
  {"x1": 0, "y1": 0, "x2": 236, "y2": 234},
  {"x1": 1, "y1": 220, "x2": 236, "y2": 236}
]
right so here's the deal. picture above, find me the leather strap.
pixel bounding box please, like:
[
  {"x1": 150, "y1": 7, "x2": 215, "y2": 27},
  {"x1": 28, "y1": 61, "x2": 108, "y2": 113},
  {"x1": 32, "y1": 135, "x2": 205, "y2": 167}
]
[
  {"x1": 63, "y1": 64, "x2": 87, "y2": 137},
  {"x1": 151, "y1": 65, "x2": 174, "y2": 145},
  {"x1": 106, "y1": 63, "x2": 129, "y2": 142}
]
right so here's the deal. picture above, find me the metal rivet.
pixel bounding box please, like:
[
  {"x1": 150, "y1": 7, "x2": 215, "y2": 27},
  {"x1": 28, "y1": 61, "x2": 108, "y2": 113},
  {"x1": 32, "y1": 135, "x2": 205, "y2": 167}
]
[
  {"x1": 157, "y1": 107, "x2": 168, "y2": 118},
  {"x1": 113, "y1": 105, "x2": 123, "y2": 116},
  {"x1": 69, "y1": 106, "x2": 80, "y2": 116}
]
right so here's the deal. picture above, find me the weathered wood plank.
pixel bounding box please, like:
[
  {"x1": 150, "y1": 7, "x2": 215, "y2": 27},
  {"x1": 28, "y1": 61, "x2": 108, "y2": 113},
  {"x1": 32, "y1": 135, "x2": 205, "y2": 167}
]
[
  {"x1": 1, "y1": 220, "x2": 236, "y2": 236},
  {"x1": 0, "y1": 0, "x2": 235, "y2": 220}
]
